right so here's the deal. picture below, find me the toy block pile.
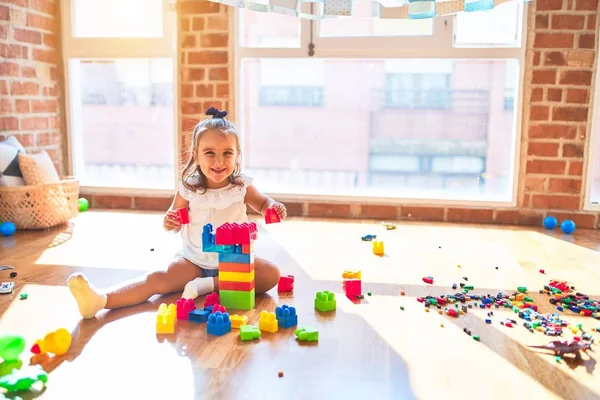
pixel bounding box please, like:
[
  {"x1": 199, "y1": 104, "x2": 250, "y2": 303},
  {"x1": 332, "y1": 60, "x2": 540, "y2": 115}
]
[{"x1": 202, "y1": 222, "x2": 258, "y2": 310}]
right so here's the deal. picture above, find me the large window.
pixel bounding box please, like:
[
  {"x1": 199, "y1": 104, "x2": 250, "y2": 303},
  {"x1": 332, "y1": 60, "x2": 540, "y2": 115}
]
[
  {"x1": 236, "y1": 2, "x2": 525, "y2": 203},
  {"x1": 586, "y1": 38, "x2": 600, "y2": 209},
  {"x1": 61, "y1": 0, "x2": 177, "y2": 190}
]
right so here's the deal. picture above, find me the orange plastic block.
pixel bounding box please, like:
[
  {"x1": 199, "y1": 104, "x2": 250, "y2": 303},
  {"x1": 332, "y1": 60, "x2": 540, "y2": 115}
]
[
  {"x1": 219, "y1": 262, "x2": 255, "y2": 273},
  {"x1": 258, "y1": 310, "x2": 278, "y2": 333},
  {"x1": 242, "y1": 243, "x2": 255, "y2": 254},
  {"x1": 220, "y1": 280, "x2": 255, "y2": 291},
  {"x1": 230, "y1": 314, "x2": 249, "y2": 328},
  {"x1": 156, "y1": 303, "x2": 176, "y2": 334},
  {"x1": 372, "y1": 241, "x2": 384, "y2": 256}
]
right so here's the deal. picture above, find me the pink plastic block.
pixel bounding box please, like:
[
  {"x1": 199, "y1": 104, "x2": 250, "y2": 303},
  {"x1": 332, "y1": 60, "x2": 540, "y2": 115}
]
[
  {"x1": 176, "y1": 298, "x2": 196, "y2": 320},
  {"x1": 343, "y1": 279, "x2": 361, "y2": 297},
  {"x1": 212, "y1": 304, "x2": 227, "y2": 314},
  {"x1": 216, "y1": 223, "x2": 234, "y2": 245},
  {"x1": 422, "y1": 277, "x2": 434, "y2": 284},
  {"x1": 233, "y1": 222, "x2": 251, "y2": 244},
  {"x1": 265, "y1": 207, "x2": 280, "y2": 224},
  {"x1": 176, "y1": 208, "x2": 190, "y2": 224},
  {"x1": 278, "y1": 275, "x2": 295, "y2": 292},
  {"x1": 447, "y1": 309, "x2": 458, "y2": 317},
  {"x1": 436, "y1": 297, "x2": 446, "y2": 306},
  {"x1": 204, "y1": 292, "x2": 219, "y2": 308}
]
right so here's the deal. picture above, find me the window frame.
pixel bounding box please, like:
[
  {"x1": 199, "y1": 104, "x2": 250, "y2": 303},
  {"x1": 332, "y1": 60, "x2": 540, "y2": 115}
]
[
  {"x1": 60, "y1": 0, "x2": 179, "y2": 195},
  {"x1": 583, "y1": 36, "x2": 600, "y2": 211},
  {"x1": 234, "y1": 4, "x2": 529, "y2": 207}
]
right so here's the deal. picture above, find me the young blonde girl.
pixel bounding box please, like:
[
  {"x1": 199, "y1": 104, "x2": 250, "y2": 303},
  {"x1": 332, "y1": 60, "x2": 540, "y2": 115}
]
[{"x1": 68, "y1": 107, "x2": 286, "y2": 319}]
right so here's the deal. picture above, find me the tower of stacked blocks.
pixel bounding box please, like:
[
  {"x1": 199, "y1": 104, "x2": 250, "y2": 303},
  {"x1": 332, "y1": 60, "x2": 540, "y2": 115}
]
[{"x1": 202, "y1": 222, "x2": 257, "y2": 310}]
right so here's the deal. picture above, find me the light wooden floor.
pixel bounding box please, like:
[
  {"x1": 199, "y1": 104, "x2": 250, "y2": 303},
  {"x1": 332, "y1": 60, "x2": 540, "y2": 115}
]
[{"x1": 1, "y1": 211, "x2": 599, "y2": 400}]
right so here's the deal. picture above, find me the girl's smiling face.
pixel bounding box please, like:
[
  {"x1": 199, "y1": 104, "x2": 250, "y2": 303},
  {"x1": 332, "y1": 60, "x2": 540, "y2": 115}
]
[{"x1": 194, "y1": 129, "x2": 240, "y2": 189}]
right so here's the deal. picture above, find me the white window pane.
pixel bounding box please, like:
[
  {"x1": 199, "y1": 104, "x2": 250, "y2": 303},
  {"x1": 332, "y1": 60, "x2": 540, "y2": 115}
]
[
  {"x1": 319, "y1": 1, "x2": 433, "y2": 37},
  {"x1": 73, "y1": 0, "x2": 164, "y2": 38},
  {"x1": 238, "y1": 9, "x2": 301, "y2": 48},
  {"x1": 240, "y1": 58, "x2": 519, "y2": 201},
  {"x1": 69, "y1": 59, "x2": 175, "y2": 189},
  {"x1": 454, "y1": 2, "x2": 521, "y2": 47}
]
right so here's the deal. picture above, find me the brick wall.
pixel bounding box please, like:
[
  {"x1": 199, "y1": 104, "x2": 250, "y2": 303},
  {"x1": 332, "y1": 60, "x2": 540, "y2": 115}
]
[
  {"x1": 84, "y1": 0, "x2": 600, "y2": 228},
  {"x1": 0, "y1": 0, "x2": 64, "y2": 173}
]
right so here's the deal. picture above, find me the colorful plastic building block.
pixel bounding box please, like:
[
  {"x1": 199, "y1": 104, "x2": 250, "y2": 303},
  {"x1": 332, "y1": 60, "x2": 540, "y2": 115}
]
[
  {"x1": 361, "y1": 234, "x2": 376, "y2": 241},
  {"x1": 315, "y1": 291, "x2": 336, "y2": 312},
  {"x1": 240, "y1": 325, "x2": 261, "y2": 341},
  {"x1": 215, "y1": 222, "x2": 258, "y2": 245},
  {"x1": 382, "y1": 222, "x2": 397, "y2": 230},
  {"x1": 230, "y1": 314, "x2": 249, "y2": 328},
  {"x1": 176, "y1": 297, "x2": 196, "y2": 320},
  {"x1": 278, "y1": 274, "x2": 295, "y2": 292},
  {"x1": 156, "y1": 303, "x2": 176, "y2": 334},
  {"x1": 258, "y1": 310, "x2": 279, "y2": 333},
  {"x1": 0, "y1": 335, "x2": 25, "y2": 362},
  {"x1": 220, "y1": 289, "x2": 255, "y2": 310},
  {"x1": 219, "y1": 252, "x2": 254, "y2": 264},
  {"x1": 422, "y1": 276, "x2": 434, "y2": 284},
  {"x1": 207, "y1": 311, "x2": 231, "y2": 336},
  {"x1": 265, "y1": 207, "x2": 281, "y2": 224},
  {"x1": 275, "y1": 305, "x2": 298, "y2": 328},
  {"x1": 342, "y1": 270, "x2": 361, "y2": 280},
  {"x1": 219, "y1": 262, "x2": 254, "y2": 273},
  {"x1": 0, "y1": 365, "x2": 48, "y2": 393},
  {"x1": 204, "y1": 292, "x2": 219, "y2": 308},
  {"x1": 175, "y1": 207, "x2": 189, "y2": 224},
  {"x1": 219, "y1": 270, "x2": 255, "y2": 283},
  {"x1": 30, "y1": 328, "x2": 71, "y2": 356},
  {"x1": 373, "y1": 241, "x2": 384, "y2": 256},
  {"x1": 295, "y1": 326, "x2": 318, "y2": 342},
  {"x1": 220, "y1": 280, "x2": 255, "y2": 291},
  {"x1": 189, "y1": 308, "x2": 211, "y2": 323},
  {"x1": 212, "y1": 304, "x2": 227, "y2": 314},
  {"x1": 343, "y1": 279, "x2": 361, "y2": 297}
]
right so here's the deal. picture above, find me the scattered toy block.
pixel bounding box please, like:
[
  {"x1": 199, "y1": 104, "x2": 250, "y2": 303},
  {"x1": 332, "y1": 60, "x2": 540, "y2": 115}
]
[
  {"x1": 219, "y1": 262, "x2": 255, "y2": 273},
  {"x1": 220, "y1": 289, "x2": 255, "y2": 310},
  {"x1": 361, "y1": 234, "x2": 376, "y2": 241},
  {"x1": 278, "y1": 275, "x2": 295, "y2": 292},
  {"x1": 275, "y1": 305, "x2": 298, "y2": 329},
  {"x1": 240, "y1": 325, "x2": 261, "y2": 341},
  {"x1": 265, "y1": 207, "x2": 281, "y2": 224},
  {"x1": 342, "y1": 270, "x2": 361, "y2": 280},
  {"x1": 422, "y1": 277, "x2": 434, "y2": 285},
  {"x1": 230, "y1": 314, "x2": 249, "y2": 328},
  {"x1": 156, "y1": 303, "x2": 176, "y2": 334},
  {"x1": 211, "y1": 304, "x2": 227, "y2": 314},
  {"x1": 207, "y1": 311, "x2": 231, "y2": 336},
  {"x1": 258, "y1": 310, "x2": 279, "y2": 333},
  {"x1": 175, "y1": 207, "x2": 190, "y2": 224},
  {"x1": 295, "y1": 326, "x2": 318, "y2": 342},
  {"x1": 218, "y1": 252, "x2": 254, "y2": 264},
  {"x1": 176, "y1": 298, "x2": 196, "y2": 320},
  {"x1": 343, "y1": 279, "x2": 361, "y2": 297},
  {"x1": 219, "y1": 270, "x2": 255, "y2": 283},
  {"x1": 189, "y1": 309, "x2": 211, "y2": 323},
  {"x1": 315, "y1": 291, "x2": 336, "y2": 312},
  {"x1": 373, "y1": 241, "x2": 384, "y2": 256},
  {"x1": 220, "y1": 280, "x2": 255, "y2": 291},
  {"x1": 204, "y1": 292, "x2": 219, "y2": 308}
]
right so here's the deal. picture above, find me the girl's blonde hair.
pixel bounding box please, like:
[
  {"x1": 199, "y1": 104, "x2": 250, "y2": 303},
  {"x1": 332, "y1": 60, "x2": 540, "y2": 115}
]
[{"x1": 181, "y1": 107, "x2": 243, "y2": 193}]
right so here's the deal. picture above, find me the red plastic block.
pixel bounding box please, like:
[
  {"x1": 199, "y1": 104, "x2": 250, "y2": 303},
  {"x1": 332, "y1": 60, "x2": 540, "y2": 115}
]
[
  {"x1": 447, "y1": 309, "x2": 458, "y2": 317},
  {"x1": 219, "y1": 262, "x2": 255, "y2": 273},
  {"x1": 176, "y1": 208, "x2": 190, "y2": 224},
  {"x1": 343, "y1": 279, "x2": 361, "y2": 297},
  {"x1": 176, "y1": 298, "x2": 196, "y2": 320},
  {"x1": 233, "y1": 222, "x2": 252, "y2": 244},
  {"x1": 436, "y1": 297, "x2": 446, "y2": 306},
  {"x1": 220, "y1": 280, "x2": 255, "y2": 291},
  {"x1": 241, "y1": 243, "x2": 254, "y2": 254},
  {"x1": 212, "y1": 304, "x2": 227, "y2": 314},
  {"x1": 216, "y1": 223, "x2": 235, "y2": 245},
  {"x1": 422, "y1": 277, "x2": 434, "y2": 284},
  {"x1": 204, "y1": 292, "x2": 219, "y2": 308},
  {"x1": 278, "y1": 274, "x2": 295, "y2": 292},
  {"x1": 265, "y1": 207, "x2": 281, "y2": 224}
]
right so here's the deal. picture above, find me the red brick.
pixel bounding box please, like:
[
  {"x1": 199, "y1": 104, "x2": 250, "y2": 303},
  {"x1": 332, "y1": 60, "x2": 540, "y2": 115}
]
[
  {"x1": 21, "y1": 117, "x2": 48, "y2": 130},
  {"x1": 526, "y1": 160, "x2": 566, "y2": 175},
  {"x1": 536, "y1": 14, "x2": 549, "y2": 28},
  {"x1": 0, "y1": 43, "x2": 28, "y2": 59},
  {"x1": 181, "y1": 34, "x2": 196, "y2": 48},
  {"x1": 181, "y1": 117, "x2": 198, "y2": 132},
  {"x1": 26, "y1": 13, "x2": 54, "y2": 31},
  {"x1": 544, "y1": 52, "x2": 566, "y2": 66},
  {"x1": 588, "y1": 15, "x2": 597, "y2": 30},
  {"x1": 0, "y1": 81, "x2": 6, "y2": 95},
  {"x1": 188, "y1": 51, "x2": 228, "y2": 64},
  {"x1": 551, "y1": 15, "x2": 585, "y2": 29},
  {"x1": 307, "y1": 203, "x2": 351, "y2": 218},
  {"x1": 359, "y1": 205, "x2": 398, "y2": 220},
  {"x1": 0, "y1": 62, "x2": 19, "y2": 76},
  {"x1": 181, "y1": 101, "x2": 205, "y2": 115},
  {"x1": 94, "y1": 195, "x2": 133, "y2": 209},
  {"x1": 200, "y1": 33, "x2": 228, "y2": 48},
  {"x1": 534, "y1": 33, "x2": 574, "y2": 48},
  {"x1": 533, "y1": 52, "x2": 541, "y2": 66},
  {"x1": 565, "y1": 51, "x2": 595, "y2": 68},
  {"x1": 562, "y1": 142, "x2": 585, "y2": 157},
  {"x1": 575, "y1": 0, "x2": 598, "y2": 10},
  {"x1": 209, "y1": 67, "x2": 228, "y2": 81},
  {"x1": 0, "y1": 117, "x2": 18, "y2": 130},
  {"x1": 0, "y1": 25, "x2": 6, "y2": 39},
  {"x1": 32, "y1": 48, "x2": 57, "y2": 63},
  {"x1": 15, "y1": 99, "x2": 29, "y2": 112},
  {"x1": 29, "y1": 0, "x2": 54, "y2": 14},
  {"x1": 31, "y1": 99, "x2": 57, "y2": 113},
  {"x1": 10, "y1": 81, "x2": 39, "y2": 95},
  {"x1": 495, "y1": 210, "x2": 543, "y2": 226},
  {"x1": 530, "y1": 106, "x2": 550, "y2": 121},
  {"x1": 532, "y1": 70, "x2": 556, "y2": 84},
  {"x1": 133, "y1": 196, "x2": 173, "y2": 211},
  {"x1": 548, "y1": 178, "x2": 582, "y2": 194},
  {"x1": 181, "y1": 17, "x2": 191, "y2": 32},
  {"x1": 579, "y1": 34, "x2": 595, "y2": 49},
  {"x1": 43, "y1": 33, "x2": 55, "y2": 48},
  {"x1": 401, "y1": 206, "x2": 444, "y2": 221},
  {"x1": 0, "y1": 6, "x2": 9, "y2": 21},
  {"x1": 531, "y1": 195, "x2": 580, "y2": 210},
  {"x1": 528, "y1": 142, "x2": 560, "y2": 157},
  {"x1": 566, "y1": 89, "x2": 589, "y2": 104},
  {"x1": 12, "y1": 133, "x2": 34, "y2": 147},
  {"x1": 13, "y1": 28, "x2": 42, "y2": 44},
  {"x1": 531, "y1": 88, "x2": 543, "y2": 102},
  {"x1": 21, "y1": 66, "x2": 36, "y2": 78},
  {"x1": 184, "y1": 68, "x2": 205, "y2": 82},
  {"x1": 0, "y1": 98, "x2": 12, "y2": 113},
  {"x1": 216, "y1": 83, "x2": 229, "y2": 98},
  {"x1": 559, "y1": 70, "x2": 592, "y2": 86},
  {"x1": 547, "y1": 88, "x2": 562, "y2": 102},
  {"x1": 177, "y1": 1, "x2": 221, "y2": 14},
  {"x1": 536, "y1": 0, "x2": 563, "y2": 9},
  {"x1": 191, "y1": 17, "x2": 204, "y2": 31},
  {"x1": 207, "y1": 15, "x2": 228, "y2": 30},
  {"x1": 568, "y1": 161, "x2": 583, "y2": 175},
  {"x1": 551, "y1": 213, "x2": 597, "y2": 229},
  {"x1": 529, "y1": 124, "x2": 577, "y2": 139},
  {"x1": 181, "y1": 84, "x2": 194, "y2": 98},
  {"x1": 525, "y1": 177, "x2": 546, "y2": 191},
  {"x1": 552, "y1": 107, "x2": 588, "y2": 122},
  {"x1": 196, "y1": 84, "x2": 214, "y2": 98},
  {"x1": 447, "y1": 208, "x2": 494, "y2": 223}
]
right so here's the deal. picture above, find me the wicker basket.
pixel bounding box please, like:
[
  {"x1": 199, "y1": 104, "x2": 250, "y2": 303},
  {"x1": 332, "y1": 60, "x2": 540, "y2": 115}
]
[{"x1": 0, "y1": 177, "x2": 80, "y2": 230}]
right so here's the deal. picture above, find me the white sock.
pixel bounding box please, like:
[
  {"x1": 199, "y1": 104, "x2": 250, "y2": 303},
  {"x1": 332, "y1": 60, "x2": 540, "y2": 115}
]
[
  {"x1": 68, "y1": 273, "x2": 108, "y2": 319},
  {"x1": 182, "y1": 277, "x2": 215, "y2": 300}
]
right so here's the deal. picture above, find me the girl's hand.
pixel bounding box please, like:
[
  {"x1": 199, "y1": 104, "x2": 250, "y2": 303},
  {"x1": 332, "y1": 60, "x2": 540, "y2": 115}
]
[
  {"x1": 163, "y1": 210, "x2": 182, "y2": 232},
  {"x1": 272, "y1": 202, "x2": 287, "y2": 220}
]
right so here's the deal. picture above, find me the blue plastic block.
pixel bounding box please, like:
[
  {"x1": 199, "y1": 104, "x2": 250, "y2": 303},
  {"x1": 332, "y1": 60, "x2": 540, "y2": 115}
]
[
  {"x1": 276, "y1": 305, "x2": 298, "y2": 329},
  {"x1": 204, "y1": 305, "x2": 214, "y2": 312},
  {"x1": 485, "y1": 319, "x2": 492, "y2": 324},
  {"x1": 207, "y1": 311, "x2": 232, "y2": 336},
  {"x1": 189, "y1": 309, "x2": 211, "y2": 323},
  {"x1": 234, "y1": 244, "x2": 242, "y2": 254},
  {"x1": 218, "y1": 253, "x2": 254, "y2": 263}
]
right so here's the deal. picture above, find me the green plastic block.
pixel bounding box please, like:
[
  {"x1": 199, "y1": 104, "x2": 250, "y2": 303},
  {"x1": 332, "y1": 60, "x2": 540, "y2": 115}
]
[
  {"x1": 219, "y1": 289, "x2": 255, "y2": 310},
  {"x1": 314, "y1": 290, "x2": 336, "y2": 312},
  {"x1": 295, "y1": 326, "x2": 318, "y2": 342},
  {"x1": 240, "y1": 325, "x2": 261, "y2": 341}
]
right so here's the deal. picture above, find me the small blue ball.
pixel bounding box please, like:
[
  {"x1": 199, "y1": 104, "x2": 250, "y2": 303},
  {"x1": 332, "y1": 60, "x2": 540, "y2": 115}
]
[
  {"x1": 0, "y1": 221, "x2": 16, "y2": 237},
  {"x1": 560, "y1": 219, "x2": 576, "y2": 234},
  {"x1": 543, "y1": 216, "x2": 558, "y2": 229}
]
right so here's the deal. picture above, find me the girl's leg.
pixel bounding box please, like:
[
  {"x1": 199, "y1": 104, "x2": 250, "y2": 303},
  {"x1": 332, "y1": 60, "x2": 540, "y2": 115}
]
[
  {"x1": 211, "y1": 257, "x2": 280, "y2": 295},
  {"x1": 68, "y1": 257, "x2": 202, "y2": 319}
]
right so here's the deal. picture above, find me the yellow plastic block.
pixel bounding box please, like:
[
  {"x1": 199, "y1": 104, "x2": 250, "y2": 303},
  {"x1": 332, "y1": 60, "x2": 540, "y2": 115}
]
[
  {"x1": 372, "y1": 241, "x2": 384, "y2": 256},
  {"x1": 258, "y1": 310, "x2": 278, "y2": 333},
  {"x1": 219, "y1": 270, "x2": 255, "y2": 283},
  {"x1": 342, "y1": 270, "x2": 361, "y2": 279},
  {"x1": 230, "y1": 314, "x2": 249, "y2": 329},
  {"x1": 156, "y1": 303, "x2": 176, "y2": 334}
]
